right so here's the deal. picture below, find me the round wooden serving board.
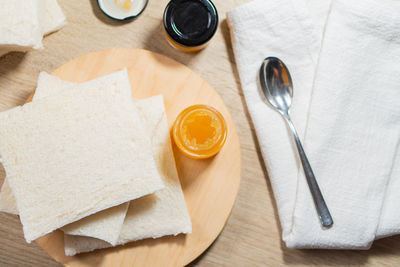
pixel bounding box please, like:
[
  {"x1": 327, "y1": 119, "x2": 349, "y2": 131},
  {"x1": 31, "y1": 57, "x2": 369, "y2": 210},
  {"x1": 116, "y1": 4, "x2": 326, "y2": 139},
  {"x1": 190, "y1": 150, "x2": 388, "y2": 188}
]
[{"x1": 32, "y1": 48, "x2": 241, "y2": 267}]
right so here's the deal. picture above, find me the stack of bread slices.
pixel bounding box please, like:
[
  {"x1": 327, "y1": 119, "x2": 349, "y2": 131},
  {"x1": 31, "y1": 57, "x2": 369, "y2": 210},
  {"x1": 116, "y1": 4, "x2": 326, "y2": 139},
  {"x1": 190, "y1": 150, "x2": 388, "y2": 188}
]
[
  {"x1": 0, "y1": 0, "x2": 66, "y2": 57},
  {"x1": 0, "y1": 69, "x2": 192, "y2": 256}
]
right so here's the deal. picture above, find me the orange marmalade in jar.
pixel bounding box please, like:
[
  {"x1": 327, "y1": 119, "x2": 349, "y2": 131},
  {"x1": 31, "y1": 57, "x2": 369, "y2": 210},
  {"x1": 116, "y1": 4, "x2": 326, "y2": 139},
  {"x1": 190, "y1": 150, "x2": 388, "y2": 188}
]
[{"x1": 172, "y1": 105, "x2": 227, "y2": 159}]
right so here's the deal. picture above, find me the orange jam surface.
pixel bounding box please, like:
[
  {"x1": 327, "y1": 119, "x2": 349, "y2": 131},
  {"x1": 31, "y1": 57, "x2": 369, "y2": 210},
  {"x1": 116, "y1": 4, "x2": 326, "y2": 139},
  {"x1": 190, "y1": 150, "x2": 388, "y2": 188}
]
[{"x1": 173, "y1": 105, "x2": 227, "y2": 159}]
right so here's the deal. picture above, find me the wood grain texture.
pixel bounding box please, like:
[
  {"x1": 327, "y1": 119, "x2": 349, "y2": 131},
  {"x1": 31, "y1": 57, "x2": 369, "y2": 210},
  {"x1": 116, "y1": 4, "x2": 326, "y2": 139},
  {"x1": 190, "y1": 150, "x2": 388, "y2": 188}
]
[
  {"x1": 30, "y1": 48, "x2": 241, "y2": 267},
  {"x1": 1, "y1": 0, "x2": 400, "y2": 266}
]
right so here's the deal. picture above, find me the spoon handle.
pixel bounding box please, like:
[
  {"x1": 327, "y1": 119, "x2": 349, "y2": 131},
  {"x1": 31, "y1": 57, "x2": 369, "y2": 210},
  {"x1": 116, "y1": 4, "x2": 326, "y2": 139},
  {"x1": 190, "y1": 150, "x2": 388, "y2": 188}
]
[{"x1": 284, "y1": 115, "x2": 333, "y2": 228}]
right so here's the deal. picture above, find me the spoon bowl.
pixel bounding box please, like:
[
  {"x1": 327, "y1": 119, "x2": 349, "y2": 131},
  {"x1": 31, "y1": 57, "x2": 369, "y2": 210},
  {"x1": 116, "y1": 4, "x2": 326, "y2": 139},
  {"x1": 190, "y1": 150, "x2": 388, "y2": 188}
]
[{"x1": 259, "y1": 57, "x2": 293, "y2": 115}]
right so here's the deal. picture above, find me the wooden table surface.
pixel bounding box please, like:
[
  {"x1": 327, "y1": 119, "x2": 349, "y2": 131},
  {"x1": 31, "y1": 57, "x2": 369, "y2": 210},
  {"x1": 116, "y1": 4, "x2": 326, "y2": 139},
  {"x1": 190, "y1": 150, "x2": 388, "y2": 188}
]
[{"x1": 1, "y1": 1, "x2": 399, "y2": 266}]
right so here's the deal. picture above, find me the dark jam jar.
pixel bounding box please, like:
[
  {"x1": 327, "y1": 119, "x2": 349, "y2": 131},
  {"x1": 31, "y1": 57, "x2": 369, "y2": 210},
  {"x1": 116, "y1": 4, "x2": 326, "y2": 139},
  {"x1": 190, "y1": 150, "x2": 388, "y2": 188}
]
[{"x1": 163, "y1": 0, "x2": 218, "y2": 52}]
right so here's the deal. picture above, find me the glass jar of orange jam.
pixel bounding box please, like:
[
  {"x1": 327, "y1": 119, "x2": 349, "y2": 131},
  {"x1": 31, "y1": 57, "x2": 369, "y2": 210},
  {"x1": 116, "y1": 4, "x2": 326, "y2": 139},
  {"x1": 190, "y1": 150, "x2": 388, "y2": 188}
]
[
  {"x1": 172, "y1": 105, "x2": 227, "y2": 159},
  {"x1": 163, "y1": 0, "x2": 219, "y2": 52}
]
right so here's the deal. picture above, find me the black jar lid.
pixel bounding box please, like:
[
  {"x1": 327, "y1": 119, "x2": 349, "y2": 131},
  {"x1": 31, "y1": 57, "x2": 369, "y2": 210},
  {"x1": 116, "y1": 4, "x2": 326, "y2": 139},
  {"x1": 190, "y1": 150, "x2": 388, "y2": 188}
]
[{"x1": 163, "y1": 0, "x2": 218, "y2": 47}]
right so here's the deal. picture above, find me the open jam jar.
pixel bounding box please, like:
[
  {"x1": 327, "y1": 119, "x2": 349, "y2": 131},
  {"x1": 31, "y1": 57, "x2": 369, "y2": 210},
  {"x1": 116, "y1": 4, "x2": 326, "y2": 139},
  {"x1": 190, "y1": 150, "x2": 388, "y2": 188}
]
[
  {"x1": 172, "y1": 105, "x2": 227, "y2": 159},
  {"x1": 163, "y1": 0, "x2": 219, "y2": 52}
]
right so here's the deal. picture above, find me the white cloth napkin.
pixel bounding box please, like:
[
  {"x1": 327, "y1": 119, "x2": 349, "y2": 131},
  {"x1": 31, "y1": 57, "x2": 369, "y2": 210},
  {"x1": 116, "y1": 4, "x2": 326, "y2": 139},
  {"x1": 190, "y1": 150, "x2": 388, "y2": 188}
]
[{"x1": 228, "y1": 0, "x2": 400, "y2": 249}]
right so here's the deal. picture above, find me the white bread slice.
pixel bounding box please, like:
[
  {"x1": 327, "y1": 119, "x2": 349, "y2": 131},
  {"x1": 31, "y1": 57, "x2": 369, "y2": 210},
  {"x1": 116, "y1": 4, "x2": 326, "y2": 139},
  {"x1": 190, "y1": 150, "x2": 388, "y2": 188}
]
[
  {"x1": 62, "y1": 202, "x2": 129, "y2": 245},
  {"x1": 34, "y1": 72, "x2": 130, "y2": 245},
  {"x1": 43, "y1": 0, "x2": 66, "y2": 36},
  {"x1": 0, "y1": 72, "x2": 75, "y2": 216},
  {"x1": 0, "y1": 76, "x2": 191, "y2": 248},
  {"x1": 34, "y1": 71, "x2": 76, "y2": 100},
  {"x1": 0, "y1": 0, "x2": 44, "y2": 53},
  {"x1": 64, "y1": 95, "x2": 192, "y2": 256},
  {"x1": 0, "y1": 70, "x2": 164, "y2": 243},
  {"x1": 0, "y1": 0, "x2": 65, "y2": 57},
  {"x1": 0, "y1": 72, "x2": 131, "y2": 245}
]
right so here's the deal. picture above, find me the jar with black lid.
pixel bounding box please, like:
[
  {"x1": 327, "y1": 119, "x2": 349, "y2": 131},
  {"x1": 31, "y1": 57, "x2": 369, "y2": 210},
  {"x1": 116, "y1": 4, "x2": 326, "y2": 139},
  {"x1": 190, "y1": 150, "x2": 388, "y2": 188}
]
[{"x1": 163, "y1": 0, "x2": 219, "y2": 52}]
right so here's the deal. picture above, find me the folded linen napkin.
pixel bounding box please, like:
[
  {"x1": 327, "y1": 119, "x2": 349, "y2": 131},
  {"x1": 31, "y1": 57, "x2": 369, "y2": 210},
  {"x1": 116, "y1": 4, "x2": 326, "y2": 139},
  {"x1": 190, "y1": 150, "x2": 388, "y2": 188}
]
[{"x1": 228, "y1": 0, "x2": 400, "y2": 249}]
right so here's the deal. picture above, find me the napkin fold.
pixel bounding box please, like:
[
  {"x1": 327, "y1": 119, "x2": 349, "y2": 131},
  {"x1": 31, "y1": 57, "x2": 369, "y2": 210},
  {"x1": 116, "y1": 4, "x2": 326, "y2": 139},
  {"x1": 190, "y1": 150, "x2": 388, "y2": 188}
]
[{"x1": 228, "y1": 0, "x2": 400, "y2": 249}]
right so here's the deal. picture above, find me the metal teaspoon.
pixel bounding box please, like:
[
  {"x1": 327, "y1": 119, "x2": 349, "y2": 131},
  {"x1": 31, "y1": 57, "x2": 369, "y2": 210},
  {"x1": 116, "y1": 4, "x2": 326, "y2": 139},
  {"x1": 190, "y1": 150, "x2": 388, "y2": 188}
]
[{"x1": 259, "y1": 57, "x2": 333, "y2": 227}]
